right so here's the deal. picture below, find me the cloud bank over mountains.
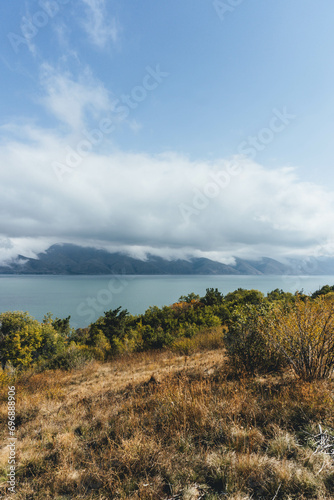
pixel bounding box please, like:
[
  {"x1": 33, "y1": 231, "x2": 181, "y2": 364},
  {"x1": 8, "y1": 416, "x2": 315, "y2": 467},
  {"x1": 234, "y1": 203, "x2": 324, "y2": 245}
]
[
  {"x1": 2, "y1": 1, "x2": 334, "y2": 267},
  {"x1": 1, "y1": 125, "x2": 334, "y2": 265}
]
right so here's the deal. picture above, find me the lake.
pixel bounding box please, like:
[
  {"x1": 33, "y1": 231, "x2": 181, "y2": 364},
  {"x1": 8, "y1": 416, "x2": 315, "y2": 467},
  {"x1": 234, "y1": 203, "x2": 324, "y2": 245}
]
[{"x1": 0, "y1": 274, "x2": 333, "y2": 329}]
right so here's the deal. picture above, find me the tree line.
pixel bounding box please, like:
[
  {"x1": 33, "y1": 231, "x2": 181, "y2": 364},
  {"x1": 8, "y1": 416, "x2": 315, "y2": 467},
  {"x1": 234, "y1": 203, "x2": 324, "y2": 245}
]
[{"x1": 1, "y1": 285, "x2": 334, "y2": 381}]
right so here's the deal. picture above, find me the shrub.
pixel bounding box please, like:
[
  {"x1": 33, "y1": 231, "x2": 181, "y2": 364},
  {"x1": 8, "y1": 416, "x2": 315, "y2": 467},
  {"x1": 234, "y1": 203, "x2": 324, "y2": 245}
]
[
  {"x1": 266, "y1": 295, "x2": 334, "y2": 380},
  {"x1": 225, "y1": 288, "x2": 265, "y2": 307},
  {"x1": 266, "y1": 288, "x2": 295, "y2": 304},
  {"x1": 224, "y1": 304, "x2": 285, "y2": 375},
  {"x1": 0, "y1": 311, "x2": 63, "y2": 369},
  {"x1": 141, "y1": 324, "x2": 174, "y2": 349},
  {"x1": 311, "y1": 284, "x2": 334, "y2": 299},
  {"x1": 43, "y1": 344, "x2": 104, "y2": 370},
  {"x1": 200, "y1": 287, "x2": 224, "y2": 306},
  {"x1": 171, "y1": 327, "x2": 226, "y2": 355},
  {"x1": 90, "y1": 307, "x2": 131, "y2": 354}
]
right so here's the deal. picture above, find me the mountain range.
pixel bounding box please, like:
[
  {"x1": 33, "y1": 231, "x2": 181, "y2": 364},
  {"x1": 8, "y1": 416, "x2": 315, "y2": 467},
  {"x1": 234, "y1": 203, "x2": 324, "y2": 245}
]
[{"x1": 1, "y1": 244, "x2": 334, "y2": 276}]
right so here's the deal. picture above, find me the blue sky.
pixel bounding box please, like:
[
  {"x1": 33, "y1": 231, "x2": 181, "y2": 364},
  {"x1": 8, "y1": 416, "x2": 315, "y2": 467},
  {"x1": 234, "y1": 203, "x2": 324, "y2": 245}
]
[{"x1": 1, "y1": 0, "x2": 334, "y2": 263}]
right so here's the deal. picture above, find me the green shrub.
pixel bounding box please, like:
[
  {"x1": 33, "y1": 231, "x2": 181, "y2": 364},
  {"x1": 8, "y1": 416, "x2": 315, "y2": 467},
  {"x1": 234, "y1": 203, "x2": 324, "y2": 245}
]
[
  {"x1": 43, "y1": 344, "x2": 104, "y2": 371},
  {"x1": 141, "y1": 325, "x2": 174, "y2": 349},
  {"x1": 224, "y1": 304, "x2": 286, "y2": 375},
  {"x1": 0, "y1": 311, "x2": 64, "y2": 369}
]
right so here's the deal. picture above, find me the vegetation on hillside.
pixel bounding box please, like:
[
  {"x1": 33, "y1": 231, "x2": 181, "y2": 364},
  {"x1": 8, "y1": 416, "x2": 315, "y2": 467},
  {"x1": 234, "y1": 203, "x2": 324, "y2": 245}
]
[
  {"x1": 1, "y1": 285, "x2": 334, "y2": 381},
  {"x1": 1, "y1": 285, "x2": 334, "y2": 498}
]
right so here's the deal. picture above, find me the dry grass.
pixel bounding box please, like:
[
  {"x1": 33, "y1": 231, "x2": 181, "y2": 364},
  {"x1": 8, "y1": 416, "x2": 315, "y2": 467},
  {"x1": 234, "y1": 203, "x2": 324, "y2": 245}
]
[{"x1": 0, "y1": 338, "x2": 334, "y2": 499}]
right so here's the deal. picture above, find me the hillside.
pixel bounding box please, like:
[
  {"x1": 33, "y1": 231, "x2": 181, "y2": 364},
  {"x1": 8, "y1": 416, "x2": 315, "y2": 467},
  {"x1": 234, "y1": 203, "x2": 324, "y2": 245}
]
[{"x1": 1, "y1": 336, "x2": 334, "y2": 499}]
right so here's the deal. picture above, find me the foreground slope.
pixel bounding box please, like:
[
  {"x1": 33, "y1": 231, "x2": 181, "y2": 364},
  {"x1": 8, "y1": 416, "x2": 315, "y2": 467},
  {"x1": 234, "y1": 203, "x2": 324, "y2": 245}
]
[{"x1": 1, "y1": 341, "x2": 334, "y2": 499}]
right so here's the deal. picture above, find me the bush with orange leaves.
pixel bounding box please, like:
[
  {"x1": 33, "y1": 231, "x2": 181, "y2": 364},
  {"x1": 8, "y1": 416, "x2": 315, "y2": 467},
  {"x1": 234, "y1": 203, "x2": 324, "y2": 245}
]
[{"x1": 266, "y1": 295, "x2": 334, "y2": 381}]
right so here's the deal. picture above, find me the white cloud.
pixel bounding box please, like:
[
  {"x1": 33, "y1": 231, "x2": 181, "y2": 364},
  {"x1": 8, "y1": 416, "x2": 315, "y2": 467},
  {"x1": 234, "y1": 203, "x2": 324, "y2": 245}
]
[
  {"x1": 0, "y1": 121, "x2": 334, "y2": 264},
  {"x1": 81, "y1": 0, "x2": 120, "y2": 49},
  {"x1": 39, "y1": 63, "x2": 113, "y2": 131}
]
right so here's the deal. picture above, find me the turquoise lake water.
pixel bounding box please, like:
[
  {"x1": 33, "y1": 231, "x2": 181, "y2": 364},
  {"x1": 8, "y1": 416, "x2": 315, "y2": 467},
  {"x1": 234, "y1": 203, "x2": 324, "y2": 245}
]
[{"x1": 0, "y1": 274, "x2": 333, "y2": 329}]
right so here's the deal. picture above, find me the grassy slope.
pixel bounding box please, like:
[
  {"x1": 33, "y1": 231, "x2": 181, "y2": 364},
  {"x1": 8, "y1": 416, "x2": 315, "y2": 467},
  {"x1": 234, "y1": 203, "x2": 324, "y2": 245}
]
[{"x1": 1, "y1": 332, "x2": 334, "y2": 499}]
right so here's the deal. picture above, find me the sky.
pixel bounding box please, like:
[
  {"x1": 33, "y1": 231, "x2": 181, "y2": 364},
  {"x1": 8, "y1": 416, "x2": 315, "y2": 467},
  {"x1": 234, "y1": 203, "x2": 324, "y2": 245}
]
[{"x1": 1, "y1": 0, "x2": 334, "y2": 265}]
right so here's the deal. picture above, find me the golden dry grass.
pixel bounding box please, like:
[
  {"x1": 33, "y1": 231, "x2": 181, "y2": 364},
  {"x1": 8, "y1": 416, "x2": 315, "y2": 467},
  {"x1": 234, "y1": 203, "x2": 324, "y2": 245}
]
[{"x1": 0, "y1": 340, "x2": 334, "y2": 499}]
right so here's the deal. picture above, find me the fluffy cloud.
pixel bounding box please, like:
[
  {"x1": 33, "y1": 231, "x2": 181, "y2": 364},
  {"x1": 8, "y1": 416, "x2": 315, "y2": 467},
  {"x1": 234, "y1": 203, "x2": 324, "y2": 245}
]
[
  {"x1": 1, "y1": 121, "x2": 334, "y2": 264},
  {"x1": 39, "y1": 64, "x2": 113, "y2": 131}
]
